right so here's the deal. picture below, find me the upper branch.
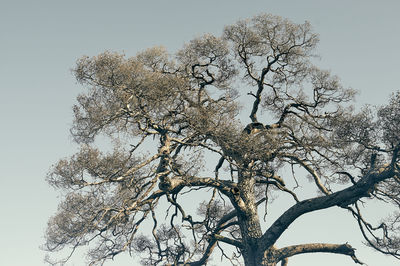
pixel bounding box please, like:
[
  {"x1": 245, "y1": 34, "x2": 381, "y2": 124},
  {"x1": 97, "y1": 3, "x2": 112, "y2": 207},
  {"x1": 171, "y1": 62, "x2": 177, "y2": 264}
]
[{"x1": 249, "y1": 56, "x2": 280, "y2": 123}]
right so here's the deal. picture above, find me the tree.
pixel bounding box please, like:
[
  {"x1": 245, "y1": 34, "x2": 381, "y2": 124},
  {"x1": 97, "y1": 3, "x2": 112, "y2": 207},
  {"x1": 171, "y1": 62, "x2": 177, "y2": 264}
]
[{"x1": 44, "y1": 14, "x2": 400, "y2": 266}]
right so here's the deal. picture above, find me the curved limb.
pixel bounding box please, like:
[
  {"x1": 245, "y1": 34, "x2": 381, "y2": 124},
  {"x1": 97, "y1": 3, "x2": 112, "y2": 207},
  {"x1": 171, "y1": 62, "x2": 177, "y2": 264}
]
[
  {"x1": 276, "y1": 243, "x2": 363, "y2": 265},
  {"x1": 260, "y1": 165, "x2": 398, "y2": 251}
]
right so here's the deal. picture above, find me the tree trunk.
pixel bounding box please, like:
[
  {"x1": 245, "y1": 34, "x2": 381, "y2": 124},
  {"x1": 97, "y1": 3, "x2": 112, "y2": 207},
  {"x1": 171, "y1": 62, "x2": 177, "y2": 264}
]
[
  {"x1": 242, "y1": 246, "x2": 279, "y2": 266},
  {"x1": 235, "y1": 169, "x2": 276, "y2": 266}
]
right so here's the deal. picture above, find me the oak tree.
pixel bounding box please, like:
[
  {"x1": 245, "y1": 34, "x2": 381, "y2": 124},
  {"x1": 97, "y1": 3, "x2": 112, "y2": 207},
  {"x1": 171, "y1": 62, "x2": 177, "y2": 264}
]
[{"x1": 44, "y1": 14, "x2": 400, "y2": 266}]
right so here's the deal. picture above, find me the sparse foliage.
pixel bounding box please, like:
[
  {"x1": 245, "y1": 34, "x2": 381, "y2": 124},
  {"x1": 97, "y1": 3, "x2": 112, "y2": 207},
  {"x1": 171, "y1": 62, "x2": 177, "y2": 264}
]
[{"x1": 44, "y1": 14, "x2": 400, "y2": 266}]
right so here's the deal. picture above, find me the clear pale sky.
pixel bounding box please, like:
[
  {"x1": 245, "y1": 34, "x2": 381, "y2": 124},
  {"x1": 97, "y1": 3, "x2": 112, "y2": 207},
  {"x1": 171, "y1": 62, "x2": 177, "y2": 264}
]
[{"x1": 1, "y1": 1, "x2": 399, "y2": 265}]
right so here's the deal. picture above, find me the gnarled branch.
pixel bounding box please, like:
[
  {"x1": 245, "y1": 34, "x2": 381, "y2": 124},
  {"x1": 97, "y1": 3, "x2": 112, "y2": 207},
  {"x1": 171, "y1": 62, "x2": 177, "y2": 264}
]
[{"x1": 276, "y1": 243, "x2": 363, "y2": 264}]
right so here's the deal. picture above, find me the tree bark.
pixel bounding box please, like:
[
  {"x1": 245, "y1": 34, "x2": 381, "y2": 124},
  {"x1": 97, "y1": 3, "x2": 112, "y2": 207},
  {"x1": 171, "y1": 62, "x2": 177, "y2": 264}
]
[{"x1": 235, "y1": 170, "x2": 267, "y2": 265}]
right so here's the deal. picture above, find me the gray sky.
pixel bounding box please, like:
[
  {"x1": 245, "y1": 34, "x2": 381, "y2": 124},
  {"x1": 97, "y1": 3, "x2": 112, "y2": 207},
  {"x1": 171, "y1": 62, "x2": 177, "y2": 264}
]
[{"x1": 1, "y1": 0, "x2": 399, "y2": 265}]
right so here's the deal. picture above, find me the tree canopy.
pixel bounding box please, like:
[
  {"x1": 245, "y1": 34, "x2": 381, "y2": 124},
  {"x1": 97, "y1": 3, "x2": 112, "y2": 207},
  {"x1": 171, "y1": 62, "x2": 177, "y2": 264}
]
[{"x1": 44, "y1": 14, "x2": 400, "y2": 266}]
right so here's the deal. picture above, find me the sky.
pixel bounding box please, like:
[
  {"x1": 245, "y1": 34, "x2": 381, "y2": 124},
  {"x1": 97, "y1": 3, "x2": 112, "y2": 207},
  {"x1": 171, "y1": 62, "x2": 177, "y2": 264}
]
[{"x1": 0, "y1": 0, "x2": 399, "y2": 265}]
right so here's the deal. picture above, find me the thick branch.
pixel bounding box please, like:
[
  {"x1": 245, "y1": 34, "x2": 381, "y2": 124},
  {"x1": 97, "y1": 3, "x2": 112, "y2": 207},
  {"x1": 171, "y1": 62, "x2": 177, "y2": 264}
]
[
  {"x1": 249, "y1": 56, "x2": 280, "y2": 123},
  {"x1": 277, "y1": 243, "x2": 363, "y2": 264},
  {"x1": 214, "y1": 234, "x2": 243, "y2": 249},
  {"x1": 260, "y1": 167, "x2": 397, "y2": 250}
]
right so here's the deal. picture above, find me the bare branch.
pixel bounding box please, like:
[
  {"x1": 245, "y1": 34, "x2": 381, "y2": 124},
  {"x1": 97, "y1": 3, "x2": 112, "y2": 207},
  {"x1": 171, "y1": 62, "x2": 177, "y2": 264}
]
[
  {"x1": 277, "y1": 243, "x2": 364, "y2": 265},
  {"x1": 261, "y1": 167, "x2": 398, "y2": 250},
  {"x1": 281, "y1": 153, "x2": 330, "y2": 195}
]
